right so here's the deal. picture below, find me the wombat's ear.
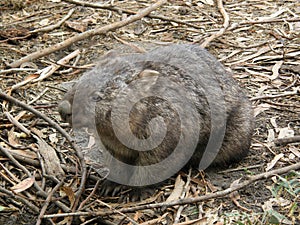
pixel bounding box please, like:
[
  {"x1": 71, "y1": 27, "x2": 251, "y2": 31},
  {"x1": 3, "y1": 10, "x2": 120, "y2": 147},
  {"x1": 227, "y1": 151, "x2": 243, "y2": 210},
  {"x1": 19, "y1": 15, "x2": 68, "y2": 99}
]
[{"x1": 138, "y1": 69, "x2": 160, "y2": 78}]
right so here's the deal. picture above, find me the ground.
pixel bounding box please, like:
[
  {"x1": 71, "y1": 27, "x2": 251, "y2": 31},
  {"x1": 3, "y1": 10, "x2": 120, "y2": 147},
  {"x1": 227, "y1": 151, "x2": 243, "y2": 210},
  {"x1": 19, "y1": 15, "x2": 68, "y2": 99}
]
[{"x1": 0, "y1": 0, "x2": 299, "y2": 224}]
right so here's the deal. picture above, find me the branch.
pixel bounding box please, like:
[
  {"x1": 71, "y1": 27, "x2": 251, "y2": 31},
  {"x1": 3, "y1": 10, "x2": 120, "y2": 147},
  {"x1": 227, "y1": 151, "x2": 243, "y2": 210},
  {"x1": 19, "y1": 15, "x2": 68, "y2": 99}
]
[
  {"x1": 43, "y1": 162, "x2": 300, "y2": 218},
  {"x1": 8, "y1": 0, "x2": 168, "y2": 68},
  {"x1": 274, "y1": 135, "x2": 300, "y2": 145},
  {"x1": 63, "y1": 0, "x2": 202, "y2": 29}
]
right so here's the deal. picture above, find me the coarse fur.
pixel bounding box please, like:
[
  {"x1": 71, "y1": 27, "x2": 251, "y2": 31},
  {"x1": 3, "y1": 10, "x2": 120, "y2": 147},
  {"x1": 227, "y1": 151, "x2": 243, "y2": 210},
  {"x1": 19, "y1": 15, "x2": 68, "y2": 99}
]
[{"x1": 59, "y1": 44, "x2": 254, "y2": 188}]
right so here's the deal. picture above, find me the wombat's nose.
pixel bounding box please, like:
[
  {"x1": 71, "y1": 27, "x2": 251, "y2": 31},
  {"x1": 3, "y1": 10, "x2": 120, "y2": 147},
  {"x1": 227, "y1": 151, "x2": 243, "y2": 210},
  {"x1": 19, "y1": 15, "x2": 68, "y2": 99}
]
[{"x1": 58, "y1": 100, "x2": 72, "y2": 123}]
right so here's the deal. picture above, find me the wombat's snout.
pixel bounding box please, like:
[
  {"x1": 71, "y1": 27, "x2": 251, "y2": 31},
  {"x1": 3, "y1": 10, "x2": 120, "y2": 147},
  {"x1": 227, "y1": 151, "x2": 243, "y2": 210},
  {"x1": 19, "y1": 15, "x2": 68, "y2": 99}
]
[{"x1": 58, "y1": 100, "x2": 72, "y2": 124}]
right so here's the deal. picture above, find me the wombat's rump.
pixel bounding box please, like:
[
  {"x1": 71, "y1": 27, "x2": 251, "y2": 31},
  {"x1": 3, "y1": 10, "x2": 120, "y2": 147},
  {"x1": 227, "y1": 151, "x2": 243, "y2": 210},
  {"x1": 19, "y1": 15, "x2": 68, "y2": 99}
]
[{"x1": 58, "y1": 44, "x2": 253, "y2": 186}]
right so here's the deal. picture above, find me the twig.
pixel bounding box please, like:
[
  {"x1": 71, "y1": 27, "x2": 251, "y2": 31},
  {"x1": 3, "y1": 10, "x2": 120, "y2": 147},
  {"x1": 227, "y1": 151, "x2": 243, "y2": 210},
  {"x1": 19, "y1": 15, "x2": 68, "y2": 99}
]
[
  {"x1": 35, "y1": 148, "x2": 47, "y2": 190},
  {"x1": 0, "y1": 91, "x2": 76, "y2": 154},
  {"x1": 218, "y1": 164, "x2": 264, "y2": 173},
  {"x1": 8, "y1": 0, "x2": 168, "y2": 68},
  {"x1": 234, "y1": 17, "x2": 300, "y2": 27},
  {"x1": 0, "y1": 186, "x2": 40, "y2": 213},
  {"x1": 0, "y1": 68, "x2": 37, "y2": 74},
  {"x1": 0, "y1": 92, "x2": 75, "y2": 212},
  {"x1": 29, "y1": 49, "x2": 80, "y2": 84},
  {"x1": 111, "y1": 34, "x2": 146, "y2": 53},
  {"x1": 274, "y1": 135, "x2": 300, "y2": 145},
  {"x1": 97, "y1": 200, "x2": 139, "y2": 225},
  {"x1": 261, "y1": 99, "x2": 300, "y2": 109},
  {"x1": 30, "y1": 8, "x2": 75, "y2": 34},
  {"x1": 173, "y1": 218, "x2": 207, "y2": 225},
  {"x1": 4, "y1": 112, "x2": 31, "y2": 135},
  {"x1": 251, "y1": 89, "x2": 299, "y2": 101},
  {"x1": 80, "y1": 217, "x2": 100, "y2": 225},
  {"x1": 63, "y1": 0, "x2": 113, "y2": 10},
  {"x1": 0, "y1": 144, "x2": 35, "y2": 180},
  {"x1": 78, "y1": 180, "x2": 100, "y2": 211},
  {"x1": 0, "y1": 144, "x2": 70, "y2": 213},
  {"x1": 0, "y1": 34, "x2": 32, "y2": 43},
  {"x1": 28, "y1": 88, "x2": 49, "y2": 105},
  {"x1": 0, "y1": 162, "x2": 20, "y2": 185},
  {"x1": 43, "y1": 162, "x2": 300, "y2": 218},
  {"x1": 0, "y1": 143, "x2": 101, "y2": 182},
  {"x1": 199, "y1": 0, "x2": 230, "y2": 48},
  {"x1": 63, "y1": 0, "x2": 202, "y2": 29},
  {"x1": 36, "y1": 180, "x2": 65, "y2": 225},
  {"x1": 227, "y1": 18, "x2": 300, "y2": 33}
]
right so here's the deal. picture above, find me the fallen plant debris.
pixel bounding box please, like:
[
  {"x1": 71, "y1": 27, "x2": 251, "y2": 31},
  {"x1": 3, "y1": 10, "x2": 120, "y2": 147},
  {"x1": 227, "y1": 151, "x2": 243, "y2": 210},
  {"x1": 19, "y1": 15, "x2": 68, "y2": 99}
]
[{"x1": 0, "y1": 0, "x2": 299, "y2": 224}]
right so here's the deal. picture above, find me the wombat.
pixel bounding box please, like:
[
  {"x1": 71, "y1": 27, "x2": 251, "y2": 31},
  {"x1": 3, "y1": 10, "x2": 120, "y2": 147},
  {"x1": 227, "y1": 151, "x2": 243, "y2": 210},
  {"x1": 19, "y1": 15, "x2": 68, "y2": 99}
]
[{"x1": 58, "y1": 44, "x2": 253, "y2": 187}]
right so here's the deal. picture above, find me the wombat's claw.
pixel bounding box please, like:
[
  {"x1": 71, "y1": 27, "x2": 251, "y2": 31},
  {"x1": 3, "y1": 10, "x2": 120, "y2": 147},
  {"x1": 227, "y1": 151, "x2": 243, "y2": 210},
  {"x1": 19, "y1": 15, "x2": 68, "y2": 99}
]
[
  {"x1": 99, "y1": 180, "x2": 122, "y2": 197},
  {"x1": 129, "y1": 187, "x2": 156, "y2": 202},
  {"x1": 99, "y1": 180, "x2": 156, "y2": 202}
]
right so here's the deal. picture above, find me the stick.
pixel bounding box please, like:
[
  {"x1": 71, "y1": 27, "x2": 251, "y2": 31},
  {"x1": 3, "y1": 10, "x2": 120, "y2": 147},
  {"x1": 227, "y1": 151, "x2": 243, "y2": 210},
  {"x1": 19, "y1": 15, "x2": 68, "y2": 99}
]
[
  {"x1": 30, "y1": 8, "x2": 75, "y2": 34},
  {"x1": 0, "y1": 144, "x2": 70, "y2": 213},
  {"x1": 63, "y1": 0, "x2": 202, "y2": 29},
  {"x1": 36, "y1": 180, "x2": 65, "y2": 225},
  {"x1": 200, "y1": 0, "x2": 230, "y2": 48},
  {"x1": 8, "y1": 0, "x2": 168, "y2": 68},
  {"x1": 274, "y1": 135, "x2": 300, "y2": 145},
  {"x1": 43, "y1": 162, "x2": 300, "y2": 218}
]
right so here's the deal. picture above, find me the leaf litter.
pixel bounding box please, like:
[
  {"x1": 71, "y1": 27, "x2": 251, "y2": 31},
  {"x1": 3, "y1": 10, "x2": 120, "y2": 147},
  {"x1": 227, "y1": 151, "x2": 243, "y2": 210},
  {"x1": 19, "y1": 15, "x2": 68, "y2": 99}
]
[{"x1": 0, "y1": 0, "x2": 299, "y2": 224}]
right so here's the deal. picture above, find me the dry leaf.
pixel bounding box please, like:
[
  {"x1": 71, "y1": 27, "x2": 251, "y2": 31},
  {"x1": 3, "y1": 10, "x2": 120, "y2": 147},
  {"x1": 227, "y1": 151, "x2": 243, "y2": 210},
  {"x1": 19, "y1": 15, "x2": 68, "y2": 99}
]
[
  {"x1": 229, "y1": 178, "x2": 251, "y2": 212},
  {"x1": 9, "y1": 149, "x2": 37, "y2": 159},
  {"x1": 253, "y1": 103, "x2": 271, "y2": 117},
  {"x1": 15, "y1": 111, "x2": 27, "y2": 121},
  {"x1": 49, "y1": 133, "x2": 58, "y2": 144},
  {"x1": 295, "y1": 22, "x2": 300, "y2": 31},
  {"x1": 270, "y1": 117, "x2": 278, "y2": 130},
  {"x1": 11, "y1": 73, "x2": 39, "y2": 91},
  {"x1": 166, "y1": 175, "x2": 185, "y2": 202},
  {"x1": 8, "y1": 128, "x2": 21, "y2": 147},
  {"x1": 87, "y1": 135, "x2": 96, "y2": 149},
  {"x1": 60, "y1": 186, "x2": 75, "y2": 207},
  {"x1": 278, "y1": 127, "x2": 294, "y2": 139},
  {"x1": 256, "y1": 85, "x2": 269, "y2": 97},
  {"x1": 229, "y1": 178, "x2": 241, "y2": 202},
  {"x1": 266, "y1": 153, "x2": 284, "y2": 171},
  {"x1": 289, "y1": 146, "x2": 300, "y2": 158},
  {"x1": 65, "y1": 21, "x2": 87, "y2": 33},
  {"x1": 11, "y1": 176, "x2": 35, "y2": 193},
  {"x1": 39, "y1": 18, "x2": 49, "y2": 26},
  {"x1": 267, "y1": 129, "x2": 275, "y2": 143},
  {"x1": 133, "y1": 211, "x2": 141, "y2": 222},
  {"x1": 34, "y1": 135, "x2": 65, "y2": 177},
  {"x1": 31, "y1": 127, "x2": 46, "y2": 138},
  {"x1": 262, "y1": 197, "x2": 291, "y2": 213}
]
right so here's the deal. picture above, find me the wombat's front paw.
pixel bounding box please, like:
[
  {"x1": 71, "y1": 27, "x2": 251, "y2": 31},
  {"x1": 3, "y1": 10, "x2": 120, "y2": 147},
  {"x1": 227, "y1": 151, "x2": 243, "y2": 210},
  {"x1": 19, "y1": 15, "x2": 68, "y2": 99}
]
[{"x1": 99, "y1": 180, "x2": 156, "y2": 202}]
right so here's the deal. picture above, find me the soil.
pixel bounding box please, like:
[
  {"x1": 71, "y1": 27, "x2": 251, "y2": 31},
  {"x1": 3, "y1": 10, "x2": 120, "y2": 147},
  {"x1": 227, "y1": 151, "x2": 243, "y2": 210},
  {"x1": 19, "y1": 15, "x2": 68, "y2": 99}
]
[{"x1": 0, "y1": 0, "x2": 299, "y2": 224}]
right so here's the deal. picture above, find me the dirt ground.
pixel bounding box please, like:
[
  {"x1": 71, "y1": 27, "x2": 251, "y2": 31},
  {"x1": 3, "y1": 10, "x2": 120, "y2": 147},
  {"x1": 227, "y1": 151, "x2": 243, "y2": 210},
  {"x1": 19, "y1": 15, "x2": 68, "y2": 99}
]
[{"x1": 0, "y1": 0, "x2": 299, "y2": 224}]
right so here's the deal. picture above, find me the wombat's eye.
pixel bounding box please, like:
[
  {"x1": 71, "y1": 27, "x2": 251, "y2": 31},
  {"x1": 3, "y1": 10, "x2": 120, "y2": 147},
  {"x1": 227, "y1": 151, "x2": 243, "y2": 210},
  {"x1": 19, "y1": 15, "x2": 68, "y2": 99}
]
[{"x1": 91, "y1": 91, "x2": 103, "y2": 102}]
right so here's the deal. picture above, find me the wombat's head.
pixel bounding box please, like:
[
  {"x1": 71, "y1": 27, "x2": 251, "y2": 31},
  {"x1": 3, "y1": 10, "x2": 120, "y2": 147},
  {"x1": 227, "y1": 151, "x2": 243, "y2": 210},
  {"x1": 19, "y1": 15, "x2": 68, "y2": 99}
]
[
  {"x1": 58, "y1": 51, "x2": 134, "y2": 128},
  {"x1": 58, "y1": 80, "x2": 103, "y2": 129}
]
